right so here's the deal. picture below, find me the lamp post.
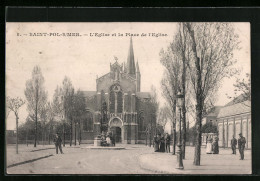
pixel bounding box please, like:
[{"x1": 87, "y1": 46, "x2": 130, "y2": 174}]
[{"x1": 176, "y1": 91, "x2": 184, "y2": 170}]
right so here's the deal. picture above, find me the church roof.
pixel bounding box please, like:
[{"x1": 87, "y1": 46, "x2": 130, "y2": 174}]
[
  {"x1": 217, "y1": 100, "x2": 251, "y2": 118},
  {"x1": 136, "y1": 92, "x2": 151, "y2": 99},
  {"x1": 81, "y1": 91, "x2": 96, "y2": 98},
  {"x1": 126, "y1": 37, "x2": 136, "y2": 75}
]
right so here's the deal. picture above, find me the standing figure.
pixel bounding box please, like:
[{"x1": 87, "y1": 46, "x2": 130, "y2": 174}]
[
  {"x1": 160, "y1": 135, "x2": 166, "y2": 152},
  {"x1": 53, "y1": 133, "x2": 64, "y2": 154},
  {"x1": 106, "y1": 133, "x2": 111, "y2": 146},
  {"x1": 238, "y1": 133, "x2": 246, "y2": 160},
  {"x1": 165, "y1": 133, "x2": 171, "y2": 153},
  {"x1": 153, "y1": 135, "x2": 159, "y2": 152},
  {"x1": 212, "y1": 136, "x2": 219, "y2": 154},
  {"x1": 206, "y1": 137, "x2": 213, "y2": 154},
  {"x1": 231, "y1": 135, "x2": 237, "y2": 154}
]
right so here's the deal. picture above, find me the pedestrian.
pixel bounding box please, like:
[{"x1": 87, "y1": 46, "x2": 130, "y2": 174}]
[
  {"x1": 238, "y1": 133, "x2": 246, "y2": 160},
  {"x1": 212, "y1": 136, "x2": 219, "y2": 154},
  {"x1": 206, "y1": 137, "x2": 213, "y2": 154},
  {"x1": 231, "y1": 135, "x2": 237, "y2": 154},
  {"x1": 165, "y1": 133, "x2": 171, "y2": 153},
  {"x1": 106, "y1": 134, "x2": 111, "y2": 146},
  {"x1": 154, "y1": 135, "x2": 159, "y2": 152},
  {"x1": 160, "y1": 135, "x2": 165, "y2": 152},
  {"x1": 53, "y1": 133, "x2": 64, "y2": 154}
]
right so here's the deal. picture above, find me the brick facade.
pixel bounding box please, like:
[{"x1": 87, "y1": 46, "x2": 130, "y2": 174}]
[{"x1": 73, "y1": 38, "x2": 156, "y2": 144}]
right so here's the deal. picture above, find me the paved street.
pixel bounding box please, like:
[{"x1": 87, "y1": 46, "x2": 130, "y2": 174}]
[{"x1": 6, "y1": 144, "x2": 251, "y2": 174}]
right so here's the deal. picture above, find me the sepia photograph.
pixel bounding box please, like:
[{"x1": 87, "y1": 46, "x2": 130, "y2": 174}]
[{"x1": 5, "y1": 22, "x2": 251, "y2": 174}]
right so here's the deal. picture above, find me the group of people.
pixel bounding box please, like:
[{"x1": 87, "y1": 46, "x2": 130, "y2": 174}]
[
  {"x1": 206, "y1": 133, "x2": 247, "y2": 160},
  {"x1": 153, "y1": 133, "x2": 171, "y2": 153},
  {"x1": 231, "y1": 133, "x2": 247, "y2": 160},
  {"x1": 101, "y1": 131, "x2": 116, "y2": 147},
  {"x1": 206, "y1": 136, "x2": 219, "y2": 154}
]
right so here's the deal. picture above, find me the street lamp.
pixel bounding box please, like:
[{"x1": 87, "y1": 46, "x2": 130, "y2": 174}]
[{"x1": 176, "y1": 91, "x2": 184, "y2": 170}]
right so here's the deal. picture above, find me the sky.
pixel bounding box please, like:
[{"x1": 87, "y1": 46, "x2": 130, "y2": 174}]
[{"x1": 6, "y1": 22, "x2": 250, "y2": 130}]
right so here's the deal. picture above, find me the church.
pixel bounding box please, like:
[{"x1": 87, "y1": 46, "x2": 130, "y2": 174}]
[{"x1": 75, "y1": 38, "x2": 157, "y2": 144}]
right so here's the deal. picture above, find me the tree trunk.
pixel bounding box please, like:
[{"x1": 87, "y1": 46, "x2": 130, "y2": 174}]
[
  {"x1": 185, "y1": 22, "x2": 203, "y2": 166},
  {"x1": 34, "y1": 117, "x2": 37, "y2": 147},
  {"x1": 74, "y1": 122, "x2": 77, "y2": 146},
  {"x1": 145, "y1": 132, "x2": 147, "y2": 146},
  {"x1": 173, "y1": 126, "x2": 176, "y2": 155},
  {"x1": 26, "y1": 128, "x2": 28, "y2": 147},
  {"x1": 48, "y1": 124, "x2": 51, "y2": 145},
  {"x1": 16, "y1": 116, "x2": 18, "y2": 154},
  {"x1": 79, "y1": 121, "x2": 81, "y2": 145},
  {"x1": 181, "y1": 43, "x2": 187, "y2": 159},
  {"x1": 63, "y1": 123, "x2": 65, "y2": 147},
  {"x1": 70, "y1": 121, "x2": 72, "y2": 146}
]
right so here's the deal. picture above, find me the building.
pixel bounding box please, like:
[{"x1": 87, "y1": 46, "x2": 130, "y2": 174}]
[
  {"x1": 217, "y1": 100, "x2": 251, "y2": 149},
  {"x1": 202, "y1": 106, "x2": 223, "y2": 126},
  {"x1": 201, "y1": 106, "x2": 222, "y2": 146},
  {"x1": 74, "y1": 38, "x2": 156, "y2": 144}
]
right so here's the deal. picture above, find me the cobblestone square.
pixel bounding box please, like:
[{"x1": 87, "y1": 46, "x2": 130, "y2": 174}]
[{"x1": 6, "y1": 144, "x2": 251, "y2": 174}]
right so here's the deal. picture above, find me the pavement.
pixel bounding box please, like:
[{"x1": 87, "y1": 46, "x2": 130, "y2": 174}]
[
  {"x1": 5, "y1": 144, "x2": 251, "y2": 175},
  {"x1": 138, "y1": 146, "x2": 252, "y2": 174}
]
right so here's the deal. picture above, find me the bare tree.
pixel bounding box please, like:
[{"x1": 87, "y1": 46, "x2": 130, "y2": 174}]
[
  {"x1": 62, "y1": 77, "x2": 75, "y2": 147},
  {"x1": 72, "y1": 90, "x2": 86, "y2": 145},
  {"x1": 53, "y1": 86, "x2": 66, "y2": 146},
  {"x1": 45, "y1": 102, "x2": 55, "y2": 145},
  {"x1": 24, "y1": 66, "x2": 48, "y2": 147},
  {"x1": 184, "y1": 22, "x2": 240, "y2": 165},
  {"x1": 158, "y1": 105, "x2": 172, "y2": 131},
  {"x1": 6, "y1": 96, "x2": 25, "y2": 154},
  {"x1": 226, "y1": 73, "x2": 251, "y2": 106},
  {"x1": 160, "y1": 41, "x2": 182, "y2": 155}
]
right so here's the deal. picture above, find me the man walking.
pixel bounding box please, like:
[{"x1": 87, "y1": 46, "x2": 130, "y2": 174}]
[
  {"x1": 53, "y1": 133, "x2": 64, "y2": 154},
  {"x1": 238, "y1": 133, "x2": 246, "y2": 160},
  {"x1": 165, "y1": 133, "x2": 171, "y2": 153},
  {"x1": 231, "y1": 135, "x2": 237, "y2": 154}
]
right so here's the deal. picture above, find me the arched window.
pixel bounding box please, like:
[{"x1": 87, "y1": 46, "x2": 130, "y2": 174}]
[
  {"x1": 109, "y1": 91, "x2": 115, "y2": 113},
  {"x1": 109, "y1": 84, "x2": 123, "y2": 113}
]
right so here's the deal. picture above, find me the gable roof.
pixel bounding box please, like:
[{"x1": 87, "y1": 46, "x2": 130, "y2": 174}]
[
  {"x1": 225, "y1": 94, "x2": 249, "y2": 106},
  {"x1": 217, "y1": 100, "x2": 251, "y2": 118}
]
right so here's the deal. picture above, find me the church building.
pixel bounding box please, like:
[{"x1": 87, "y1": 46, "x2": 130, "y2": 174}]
[{"x1": 75, "y1": 38, "x2": 157, "y2": 144}]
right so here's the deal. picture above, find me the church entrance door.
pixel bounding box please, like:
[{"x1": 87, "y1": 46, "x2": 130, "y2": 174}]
[{"x1": 111, "y1": 127, "x2": 122, "y2": 143}]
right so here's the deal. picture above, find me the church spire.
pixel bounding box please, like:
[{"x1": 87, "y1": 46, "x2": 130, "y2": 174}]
[
  {"x1": 136, "y1": 60, "x2": 140, "y2": 73},
  {"x1": 126, "y1": 37, "x2": 136, "y2": 76}
]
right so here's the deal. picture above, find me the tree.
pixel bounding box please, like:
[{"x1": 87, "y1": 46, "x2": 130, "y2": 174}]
[
  {"x1": 72, "y1": 90, "x2": 86, "y2": 145},
  {"x1": 45, "y1": 102, "x2": 55, "y2": 145},
  {"x1": 226, "y1": 73, "x2": 251, "y2": 105},
  {"x1": 62, "y1": 77, "x2": 75, "y2": 146},
  {"x1": 160, "y1": 32, "x2": 183, "y2": 155},
  {"x1": 158, "y1": 105, "x2": 171, "y2": 131},
  {"x1": 184, "y1": 22, "x2": 239, "y2": 165},
  {"x1": 24, "y1": 66, "x2": 48, "y2": 147},
  {"x1": 53, "y1": 85, "x2": 66, "y2": 146},
  {"x1": 6, "y1": 96, "x2": 25, "y2": 154},
  {"x1": 201, "y1": 122, "x2": 218, "y2": 133}
]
